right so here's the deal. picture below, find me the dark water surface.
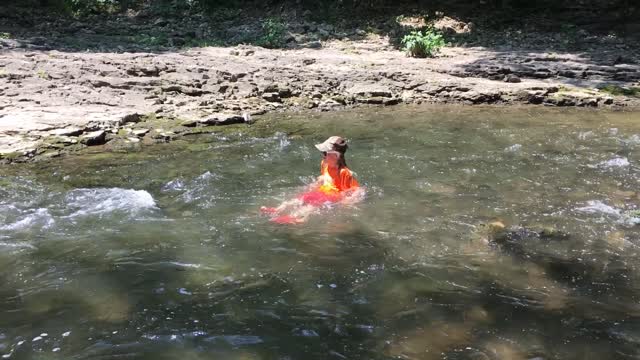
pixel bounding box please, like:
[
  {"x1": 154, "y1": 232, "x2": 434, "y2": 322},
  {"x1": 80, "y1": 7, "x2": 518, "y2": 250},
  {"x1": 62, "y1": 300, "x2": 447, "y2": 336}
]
[{"x1": 2, "y1": 106, "x2": 640, "y2": 359}]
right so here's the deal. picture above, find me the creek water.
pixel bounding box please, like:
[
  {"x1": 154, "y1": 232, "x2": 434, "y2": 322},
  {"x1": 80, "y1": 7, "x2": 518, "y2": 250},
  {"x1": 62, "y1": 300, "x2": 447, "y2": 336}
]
[{"x1": 2, "y1": 106, "x2": 640, "y2": 359}]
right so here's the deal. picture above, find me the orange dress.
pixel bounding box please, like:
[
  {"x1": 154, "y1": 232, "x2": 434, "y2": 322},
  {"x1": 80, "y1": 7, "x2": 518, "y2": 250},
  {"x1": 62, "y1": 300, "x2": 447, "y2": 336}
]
[
  {"x1": 299, "y1": 161, "x2": 359, "y2": 206},
  {"x1": 320, "y1": 160, "x2": 359, "y2": 192}
]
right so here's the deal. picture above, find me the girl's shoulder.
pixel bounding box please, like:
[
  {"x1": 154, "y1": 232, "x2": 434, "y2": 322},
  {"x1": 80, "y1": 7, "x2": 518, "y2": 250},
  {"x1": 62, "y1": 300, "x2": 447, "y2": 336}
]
[{"x1": 340, "y1": 167, "x2": 355, "y2": 176}]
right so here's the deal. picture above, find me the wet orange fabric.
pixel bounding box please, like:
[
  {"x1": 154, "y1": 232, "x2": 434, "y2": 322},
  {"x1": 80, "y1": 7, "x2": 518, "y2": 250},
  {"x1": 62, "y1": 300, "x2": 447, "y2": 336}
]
[{"x1": 320, "y1": 160, "x2": 359, "y2": 192}]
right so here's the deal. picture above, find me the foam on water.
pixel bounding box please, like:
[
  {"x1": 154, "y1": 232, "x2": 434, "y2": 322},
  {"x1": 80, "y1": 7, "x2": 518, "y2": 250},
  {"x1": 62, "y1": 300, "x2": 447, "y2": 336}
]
[
  {"x1": 173, "y1": 172, "x2": 220, "y2": 207},
  {"x1": 505, "y1": 144, "x2": 522, "y2": 152},
  {"x1": 64, "y1": 188, "x2": 157, "y2": 218},
  {"x1": 576, "y1": 200, "x2": 621, "y2": 216},
  {"x1": 578, "y1": 131, "x2": 594, "y2": 140},
  {"x1": 276, "y1": 132, "x2": 291, "y2": 150},
  {"x1": 196, "y1": 171, "x2": 217, "y2": 181},
  {"x1": 597, "y1": 157, "x2": 630, "y2": 169},
  {"x1": 0, "y1": 208, "x2": 55, "y2": 231},
  {"x1": 0, "y1": 241, "x2": 37, "y2": 250},
  {"x1": 161, "y1": 179, "x2": 186, "y2": 192},
  {"x1": 618, "y1": 134, "x2": 640, "y2": 147},
  {"x1": 0, "y1": 178, "x2": 50, "y2": 209}
]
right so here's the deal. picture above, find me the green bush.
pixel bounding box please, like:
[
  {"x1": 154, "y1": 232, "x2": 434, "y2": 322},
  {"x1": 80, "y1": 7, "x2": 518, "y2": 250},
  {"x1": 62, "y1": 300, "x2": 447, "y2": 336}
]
[
  {"x1": 401, "y1": 29, "x2": 445, "y2": 58},
  {"x1": 599, "y1": 85, "x2": 640, "y2": 97},
  {"x1": 65, "y1": 0, "x2": 120, "y2": 14},
  {"x1": 258, "y1": 17, "x2": 287, "y2": 49}
]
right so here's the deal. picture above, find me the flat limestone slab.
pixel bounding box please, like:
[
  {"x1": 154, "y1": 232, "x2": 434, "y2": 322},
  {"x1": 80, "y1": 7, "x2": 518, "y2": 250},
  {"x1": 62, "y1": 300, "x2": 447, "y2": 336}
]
[
  {"x1": 0, "y1": 37, "x2": 638, "y2": 158},
  {"x1": 0, "y1": 105, "x2": 150, "y2": 133}
]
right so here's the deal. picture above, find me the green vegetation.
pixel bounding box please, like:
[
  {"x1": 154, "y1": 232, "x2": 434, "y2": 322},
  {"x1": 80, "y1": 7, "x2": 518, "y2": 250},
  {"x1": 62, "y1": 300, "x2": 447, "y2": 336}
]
[
  {"x1": 625, "y1": 209, "x2": 640, "y2": 217},
  {"x1": 558, "y1": 23, "x2": 582, "y2": 48},
  {"x1": 600, "y1": 85, "x2": 640, "y2": 97},
  {"x1": 183, "y1": 38, "x2": 223, "y2": 48},
  {"x1": 401, "y1": 29, "x2": 445, "y2": 58},
  {"x1": 9, "y1": 0, "x2": 639, "y2": 21},
  {"x1": 130, "y1": 33, "x2": 169, "y2": 47},
  {"x1": 36, "y1": 69, "x2": 49, "y2": 79},
  {"x1": 258, "y1": 17, "x2": 287, "y2": 49},
  {"x1": 4, "y1": 0, "x2": 637, "y2": 52},
  {"x1": 0, "y1": 32, "x2": 10, "y2": 39},
  {"x1": 62, "y1": 0, "x2": 119, "y2": 15}
]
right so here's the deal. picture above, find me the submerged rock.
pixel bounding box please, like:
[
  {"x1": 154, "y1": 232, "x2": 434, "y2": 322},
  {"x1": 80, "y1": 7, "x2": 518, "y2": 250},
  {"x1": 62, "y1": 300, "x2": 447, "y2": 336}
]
[
  {"x1": 492, "y1": 226, "x2": 570, "y2": 245},
  {"x1": 482, "y1": 223, "x2": 634, "y2": 298}
]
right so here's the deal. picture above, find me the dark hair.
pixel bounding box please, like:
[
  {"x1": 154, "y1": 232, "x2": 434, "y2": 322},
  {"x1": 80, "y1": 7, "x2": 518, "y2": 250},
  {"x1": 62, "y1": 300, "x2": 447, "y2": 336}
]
[
  {"x1": 323, "y1": 150, "x2": 347, "y2": 168},
  {"x1": 333, "y1": 143, "x2": 348, "y2": 154}
]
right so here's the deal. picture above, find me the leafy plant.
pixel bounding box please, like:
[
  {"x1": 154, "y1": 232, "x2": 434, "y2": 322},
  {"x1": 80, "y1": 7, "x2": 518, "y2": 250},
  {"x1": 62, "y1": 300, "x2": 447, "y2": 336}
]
[
  {"x1": 0, "y1": 32, "x2": 10, "y2": 39},
  {"x1": 258, "y1": 17, "x2": 287, "y2": 49},
  {"x1": 64, "y1": 0, "x2": 120, "y2": 16},
  {"x1": 36, "y1": 69, "x2": 49, "y2": 79},
  {"x1": 401, "y1": 29, "x2": 445, "y2": 58},
  {"x1": 625, "y1": 209, "x2": 640, "y2": 217},
  {"x1": 599, "y1": 85, "x2": 640, "y2": 98},
  {"x1": 558, "y1": 23, "x2": 581, "y2": 48}
]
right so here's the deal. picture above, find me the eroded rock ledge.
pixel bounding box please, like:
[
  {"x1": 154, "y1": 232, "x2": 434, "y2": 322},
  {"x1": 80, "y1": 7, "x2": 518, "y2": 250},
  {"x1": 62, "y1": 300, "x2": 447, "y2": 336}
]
[{"x1": 1, "y1": 37, "x2": 639, "y2": 163}]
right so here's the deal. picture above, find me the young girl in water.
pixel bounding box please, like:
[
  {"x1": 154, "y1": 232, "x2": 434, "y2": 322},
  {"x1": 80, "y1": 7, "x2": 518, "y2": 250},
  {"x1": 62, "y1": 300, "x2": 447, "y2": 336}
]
[{"x1": 261, "y1": 136, "x2": 362, "y2": 224}]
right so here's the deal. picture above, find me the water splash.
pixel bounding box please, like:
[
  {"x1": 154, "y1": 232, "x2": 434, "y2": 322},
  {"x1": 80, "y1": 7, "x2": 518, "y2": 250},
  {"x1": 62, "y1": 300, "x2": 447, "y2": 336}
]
[
  {"x1": 576, "y1": 200, "x2": 621, "y2": 216},
  {"x1": 0, "y1": 208, "x2": 54, "y2": 231},
  {"x1": 178, "y1": 171, "x2": 221, "y2": 206},
  {"x1": 64, "y1": 188, "x2": 157, "y2": 218},
  {"x1": 0, "y1": 241, "x2": 37, "y2": 249},
  {"x1": 504, "y1": 144, "x2": 522, "y2": 152},
  {"x1": 597, "y1": 157, "x2": 630, "y2": 169},
  {"x1": 161, "y1": 179, "x2": 186, "y2": 192},
  {"x1": 277, "y1": 135, "x2": 291, "y2": 150}
]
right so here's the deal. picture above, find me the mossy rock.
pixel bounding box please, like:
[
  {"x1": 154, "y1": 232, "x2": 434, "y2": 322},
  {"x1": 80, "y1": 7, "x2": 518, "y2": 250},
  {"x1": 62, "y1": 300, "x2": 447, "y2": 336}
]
[
  {"x1": 598, "y1": 85, "x2": 640, "y2": 98},
  {"x1": 1, "y1": 151, "x2": 26, "y2": 161}
]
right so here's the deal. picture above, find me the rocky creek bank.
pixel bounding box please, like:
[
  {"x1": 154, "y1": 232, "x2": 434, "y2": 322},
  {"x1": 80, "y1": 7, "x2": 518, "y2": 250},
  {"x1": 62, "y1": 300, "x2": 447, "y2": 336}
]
[{"x1": 1, "y1": 15, "x2": 639, "y2": 163}]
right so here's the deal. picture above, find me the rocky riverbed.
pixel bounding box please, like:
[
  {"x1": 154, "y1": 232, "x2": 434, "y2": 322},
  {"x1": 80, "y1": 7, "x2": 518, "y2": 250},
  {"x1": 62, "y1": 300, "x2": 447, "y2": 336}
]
[{"x1": 1, "y1": 13, "x2": 639, "y2": 163}]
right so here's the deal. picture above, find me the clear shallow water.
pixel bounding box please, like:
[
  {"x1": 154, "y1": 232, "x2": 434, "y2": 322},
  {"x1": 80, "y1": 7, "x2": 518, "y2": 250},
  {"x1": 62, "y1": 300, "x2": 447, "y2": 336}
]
[{"x1": 2, "y1": 106, "x2": 640, "y2": 359}]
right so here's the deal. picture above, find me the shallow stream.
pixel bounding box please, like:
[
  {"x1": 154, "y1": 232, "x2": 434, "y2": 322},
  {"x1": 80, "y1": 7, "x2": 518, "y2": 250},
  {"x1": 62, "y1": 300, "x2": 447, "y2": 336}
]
[{"x1": 2, "y1": 106, "x2": 640, "y2": 359}]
